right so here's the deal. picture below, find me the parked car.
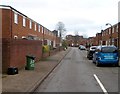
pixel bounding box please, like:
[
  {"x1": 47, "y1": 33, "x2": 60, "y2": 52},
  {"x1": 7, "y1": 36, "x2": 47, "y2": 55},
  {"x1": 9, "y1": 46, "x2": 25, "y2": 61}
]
[
  {"x1": 87, "y1": 46, "x2": 97, "y2": 60},
  {"x1": 79, "y1": 45, "x2": 86, "y2": 50},
  {"x1": 92, "y1": 45, "x2": 119, "y2": 66}
]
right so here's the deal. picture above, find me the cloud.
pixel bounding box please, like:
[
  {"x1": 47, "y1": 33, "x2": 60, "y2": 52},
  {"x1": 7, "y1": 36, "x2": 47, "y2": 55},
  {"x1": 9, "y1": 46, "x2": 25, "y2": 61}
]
[{"x1": 1, "y1": 0, "x2": 119, "y2": 37}]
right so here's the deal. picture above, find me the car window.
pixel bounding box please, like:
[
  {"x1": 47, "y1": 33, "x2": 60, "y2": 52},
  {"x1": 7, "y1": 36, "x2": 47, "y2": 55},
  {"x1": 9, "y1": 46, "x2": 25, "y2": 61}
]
[
  {"x1": 91, "y1": 47, "x2": 96, "y2": 49},
  {"x1": 101, "y1": 47, "x2": 117, "y2": 53}
]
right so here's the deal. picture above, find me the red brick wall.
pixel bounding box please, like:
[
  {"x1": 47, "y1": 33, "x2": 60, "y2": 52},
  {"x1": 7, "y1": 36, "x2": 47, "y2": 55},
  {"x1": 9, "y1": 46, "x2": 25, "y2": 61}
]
[
  {"x1": 11, "y1": 10, "x2": 44, "y2": 39},
  {"x1": 2, "y1": 39, "x2": 42, "y2": 73},
  {"x1": 2, "y1": 39, "x2": 11, "y2": 73},
  {"x1": 1, "y1": 7, "x2": 62, "y2": 73},
  {"x1": 2, "y1": 9, "x2": 11, "y2": 39}
]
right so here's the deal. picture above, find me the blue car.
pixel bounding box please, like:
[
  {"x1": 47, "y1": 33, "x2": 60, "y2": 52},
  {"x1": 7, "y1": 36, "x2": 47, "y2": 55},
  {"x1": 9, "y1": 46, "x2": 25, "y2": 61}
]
[{"x1": 92, "y1": 45, "x2": 119, "y2": 66}]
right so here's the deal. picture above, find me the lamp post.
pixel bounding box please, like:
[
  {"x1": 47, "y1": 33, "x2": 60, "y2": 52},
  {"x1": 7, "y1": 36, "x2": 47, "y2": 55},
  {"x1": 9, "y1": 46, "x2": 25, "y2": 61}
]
[{"x1": 106, "y1": 23, "x2": 112, "y2": 45}]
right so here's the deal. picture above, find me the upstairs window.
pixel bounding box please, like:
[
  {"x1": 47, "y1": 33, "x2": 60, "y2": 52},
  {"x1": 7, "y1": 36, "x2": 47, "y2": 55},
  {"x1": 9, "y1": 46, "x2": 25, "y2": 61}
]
[
  {"x1": 116, "y1": 25, "x2": 118, "y2": 32},
  {"x1": 112, "y1": 27, "x2": 114, "y2": 33},
  {"x1": 23, "y1": 17, "x2": 26, "y2": 27},
  {"x1": 14, "y1": 12, "x2": 18, "y2": 24},
  {"x1": 109, "y1": 28, "x2": 111, "y2": 34},
  {"x1": 29, "y1": 20, "x2": 32, "y2": 29},
  {"x1": 38, "y1": 25, "x2": 40, "y2": 32},
  {"x1": 35, "y1": 23, "x2": 36, "y2": 31}
]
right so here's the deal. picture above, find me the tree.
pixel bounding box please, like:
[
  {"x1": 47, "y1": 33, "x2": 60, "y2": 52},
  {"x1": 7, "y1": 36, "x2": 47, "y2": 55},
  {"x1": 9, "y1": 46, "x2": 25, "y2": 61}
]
[{"x1": 55, "y1": 22, "x2": 66, "y2": 39}]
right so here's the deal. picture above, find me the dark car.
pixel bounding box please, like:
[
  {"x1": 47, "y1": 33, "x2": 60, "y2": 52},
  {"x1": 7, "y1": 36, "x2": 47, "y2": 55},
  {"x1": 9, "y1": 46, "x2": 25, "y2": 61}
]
[
  {"x1": 87, "y1": 46, "x2": 97, "y2": 60},
  {"x1": 93, "y1": 45, "x2": 119, "y2": 66}
]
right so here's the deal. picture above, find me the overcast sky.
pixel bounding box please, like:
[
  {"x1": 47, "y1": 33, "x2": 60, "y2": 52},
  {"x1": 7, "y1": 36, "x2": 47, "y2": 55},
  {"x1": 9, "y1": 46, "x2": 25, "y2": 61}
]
[{"x1": 1, "y1": 0, "x2": 120, "y2": 37}]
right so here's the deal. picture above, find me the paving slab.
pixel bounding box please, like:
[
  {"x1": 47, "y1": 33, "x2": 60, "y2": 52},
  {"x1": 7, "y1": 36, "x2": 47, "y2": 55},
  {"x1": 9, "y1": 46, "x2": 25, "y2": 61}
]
[{"x1": 2, "y1": 48, "x2": 70, "y2": 93}]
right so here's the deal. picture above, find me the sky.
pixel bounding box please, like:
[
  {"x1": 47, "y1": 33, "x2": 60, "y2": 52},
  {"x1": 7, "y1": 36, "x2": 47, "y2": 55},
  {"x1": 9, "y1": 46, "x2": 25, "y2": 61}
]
[{"x1": 1, "y1": 0, "x2": 120, "y2": 38}]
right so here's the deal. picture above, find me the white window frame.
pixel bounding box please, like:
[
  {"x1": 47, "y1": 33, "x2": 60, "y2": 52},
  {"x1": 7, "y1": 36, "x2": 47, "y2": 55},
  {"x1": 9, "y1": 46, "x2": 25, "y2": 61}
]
[
  {"x1": 29, "y1": 20, "x2": 32, "y2": 29},
  {"x1": 14, "y1": 12, "x2": 18, "y2": 24},
  {"x1": 112, "y1": 27, "x2": 114, "y2": 33},
  {"x1": 53, "y1": 40, "x2": 56, "y2": 47},
  {"x1": 35, "y1": 23, "x2": 36, "y2": 31},
  {"x1": 23, "y1": 17, "x2": 26, "y2": 27},
  {"x1": 102, "y1": 32, "x2": 103, "y2": 36},
  {"x1": 38, "y1": 25, "x2": 40, "y2": 32},
  {"x1": 116, "y1": 25, "x2": 118, "y2": 32},
  {"x1": 109, "y1": 28, "x2": 111, "y2": 34}
]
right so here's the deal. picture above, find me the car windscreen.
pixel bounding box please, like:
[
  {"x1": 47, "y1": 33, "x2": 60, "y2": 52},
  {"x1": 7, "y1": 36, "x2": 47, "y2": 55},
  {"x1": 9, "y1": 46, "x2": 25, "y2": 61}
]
[{"x1": 101, "y1": 47, "x2": 117, "y2": 53}]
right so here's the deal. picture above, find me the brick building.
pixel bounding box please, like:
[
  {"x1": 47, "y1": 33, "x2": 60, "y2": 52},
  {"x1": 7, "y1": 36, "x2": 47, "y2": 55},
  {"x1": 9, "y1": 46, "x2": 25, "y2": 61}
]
[
  {"x1": 101, "y1": 23, "x2": 118, "y2": 47},
  {"x1": 86, "y1": 23, "x2": 119, "y2": 47},
  {"x1": 66, "y1": 23, "x2": 119, "y2": 49},
  {"x1": 66, "y1": 35, "x2": 87, "y2": 47},
  {"x1": 0, "y1": 5, "x2": 60, "y2": 73},
  {"x1": 95, "y1": 33, "x2": 102, "y2": 45},
  {"x1": 1, "y1": 5, "x2": 59, "y2": 47}
]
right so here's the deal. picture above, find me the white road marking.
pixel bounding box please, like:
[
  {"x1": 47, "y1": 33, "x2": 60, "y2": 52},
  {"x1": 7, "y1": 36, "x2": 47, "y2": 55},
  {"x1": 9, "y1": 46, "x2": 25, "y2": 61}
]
[{"x1": 93, "y1": 74, "x2": 108, "y2": 94}]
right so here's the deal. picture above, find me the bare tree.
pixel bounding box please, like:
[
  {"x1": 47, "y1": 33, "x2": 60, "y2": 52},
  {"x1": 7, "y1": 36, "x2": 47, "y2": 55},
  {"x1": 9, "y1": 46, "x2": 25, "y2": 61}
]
[{"x1": 56, "y1": 22, "x2": 66, "y2": 39}]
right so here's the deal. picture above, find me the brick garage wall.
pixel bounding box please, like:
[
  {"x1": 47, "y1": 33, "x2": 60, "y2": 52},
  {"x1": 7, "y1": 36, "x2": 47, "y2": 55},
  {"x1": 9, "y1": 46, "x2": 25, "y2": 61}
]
[{"x1": 2, "y1": 39, "x2": 42, "y2": 73}]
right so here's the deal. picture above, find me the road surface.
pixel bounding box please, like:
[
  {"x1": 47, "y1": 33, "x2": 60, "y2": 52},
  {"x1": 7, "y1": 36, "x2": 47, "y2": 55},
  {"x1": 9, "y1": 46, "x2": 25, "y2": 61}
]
[{"x1": 34, "y1": 47, "x2": 118, "y2": 93}]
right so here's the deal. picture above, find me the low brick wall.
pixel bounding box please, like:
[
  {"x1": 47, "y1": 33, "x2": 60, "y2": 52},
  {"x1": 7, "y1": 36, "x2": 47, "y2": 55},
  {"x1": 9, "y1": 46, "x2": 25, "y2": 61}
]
[
  {"x1": 42, "y1": 47, "x2": 63, "y2": 58},
  {"x1": 2, "y1": 38, "x2": 64, "y2": 73},
  {"x1": 2, "y1": 39, "x2": 42, "y2": 73}
]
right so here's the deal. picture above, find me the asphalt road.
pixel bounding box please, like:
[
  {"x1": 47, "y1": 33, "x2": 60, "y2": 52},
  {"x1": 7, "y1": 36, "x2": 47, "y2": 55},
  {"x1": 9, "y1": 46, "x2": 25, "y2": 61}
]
[{"x1": 35, "y1": 47, "x2": 118, "y2": 93}]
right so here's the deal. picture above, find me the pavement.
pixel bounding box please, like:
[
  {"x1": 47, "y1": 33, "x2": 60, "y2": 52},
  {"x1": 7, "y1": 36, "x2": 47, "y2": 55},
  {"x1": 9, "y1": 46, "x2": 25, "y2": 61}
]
[{"x1": 2, "y1": 48, "x2": 71, "y2": 93}]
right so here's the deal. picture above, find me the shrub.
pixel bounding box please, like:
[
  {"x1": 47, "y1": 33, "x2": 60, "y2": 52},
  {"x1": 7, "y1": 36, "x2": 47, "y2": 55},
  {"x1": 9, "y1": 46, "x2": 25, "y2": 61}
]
[{"x1": 42, "y1": 45, "x2": 50, "y2": 53}]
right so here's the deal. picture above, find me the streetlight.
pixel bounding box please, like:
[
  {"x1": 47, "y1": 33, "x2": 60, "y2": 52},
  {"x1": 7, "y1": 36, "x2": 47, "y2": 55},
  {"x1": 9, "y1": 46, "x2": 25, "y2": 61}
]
[{"x1": 106, "y1": 23, "x2": 112, "y2": 45}]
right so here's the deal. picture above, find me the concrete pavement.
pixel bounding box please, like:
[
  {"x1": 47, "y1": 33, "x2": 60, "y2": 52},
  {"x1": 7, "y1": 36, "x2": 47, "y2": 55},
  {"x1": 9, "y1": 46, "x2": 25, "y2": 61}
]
[{"x1": 2, "y1": 48, "x2": 70, "y2": 93}]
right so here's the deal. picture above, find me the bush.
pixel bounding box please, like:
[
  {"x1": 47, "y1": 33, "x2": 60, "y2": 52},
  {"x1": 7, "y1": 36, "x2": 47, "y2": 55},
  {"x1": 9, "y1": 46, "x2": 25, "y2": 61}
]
[
  {"x1": 62, "y1": 40, "x2": 68, "y2": 49},
  {"x1": 42, "y1": 45, "x2": 50, "y2": 53}
]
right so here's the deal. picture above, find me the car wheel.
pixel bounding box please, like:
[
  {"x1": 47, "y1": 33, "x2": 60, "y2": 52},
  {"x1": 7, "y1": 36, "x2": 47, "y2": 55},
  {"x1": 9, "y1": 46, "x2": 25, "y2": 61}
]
[
  {"x1": 113, "y1": 63, "x2": 118, "y2": 67},
  {"x1": 88, "y1": 58, "x2": 90, "y2": 60},
  {"x1": 92, "y1": 58, "x2": 95, "y2": 63}
]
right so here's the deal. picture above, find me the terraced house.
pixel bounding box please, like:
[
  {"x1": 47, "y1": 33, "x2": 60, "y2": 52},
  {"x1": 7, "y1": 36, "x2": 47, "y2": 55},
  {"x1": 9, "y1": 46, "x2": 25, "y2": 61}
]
[
  {"x1": 0, "y1": 5, "x2": 60, "y2": 73},
  {"x1": 1, "y1": 5, "x2": 59, "y2": 45},
  {"x1": 66, "y1": 23, "x2": 119, "y2": 51}
]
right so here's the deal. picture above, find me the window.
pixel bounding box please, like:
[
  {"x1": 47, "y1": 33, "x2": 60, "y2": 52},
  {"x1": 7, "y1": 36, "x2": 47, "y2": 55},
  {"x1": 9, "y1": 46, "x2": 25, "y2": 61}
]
[
  {"x1": 35, "y1": 23, "x2": 36, "y2": 31},
  {"x1": 109, "y1": 28, "x2": 111, "y2": 34},
  {"x1": 44, "y1": 29, "x2": 46, "y2": 34},
  {"x1": 38, "y1": 25, "x2": 40, "y2": 32},
  {"x1": 14, "y1": 12, "x2": 18, "y2": 24},
  {"x1": 116, "y1": 25, "x2": 118, "y2": 32},
  {"x1": 112, "y1": 27, "x2": 114, "y2": 33},
  {"x1": 102, "y1": 33, "x2": 103, "y2": 36},
  {"x1": 101, "y1": 47, "x2": 117, "y2": 53},
  {"x1": 23, "y1": 17, "x2": 26, "y2": 27},
  {"x1": 29, "y1": 20, "x2": 32, "y2": 29},
  {"x1": 42, "y1": 27, "x2": 44, "y2": 33}
]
